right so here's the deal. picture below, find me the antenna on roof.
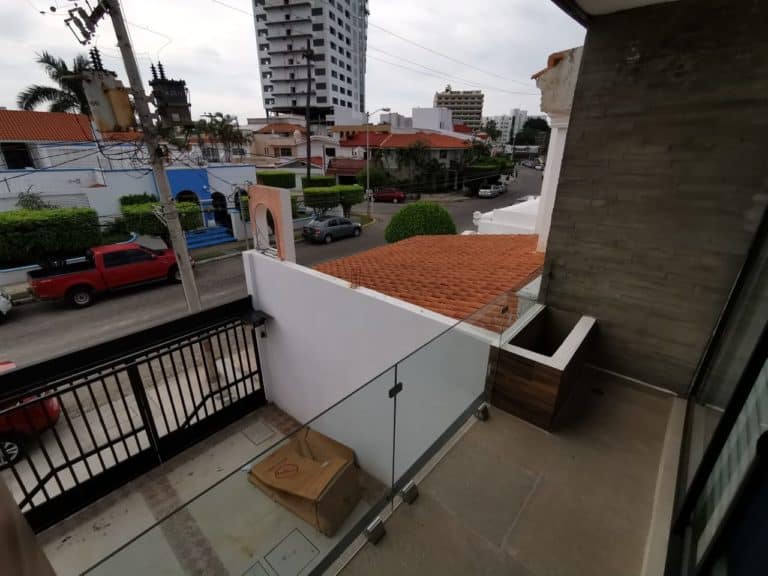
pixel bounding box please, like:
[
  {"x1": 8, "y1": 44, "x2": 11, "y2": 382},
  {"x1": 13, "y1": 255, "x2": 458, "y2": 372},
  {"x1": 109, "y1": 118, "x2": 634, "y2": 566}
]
[
  {"x1": 150, "y1": 63, "x2": 158, "y2": 80},
  {"x1": 158, "y1": 61, "x2": 166, "y2": 80},
  {"x1": 89, "y1": 47, "x2": 103, "y2": 70}
]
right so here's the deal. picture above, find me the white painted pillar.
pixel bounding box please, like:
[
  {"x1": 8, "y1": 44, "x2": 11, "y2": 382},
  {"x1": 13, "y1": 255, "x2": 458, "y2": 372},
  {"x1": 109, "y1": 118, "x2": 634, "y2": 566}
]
[{"x1": 535, "y1": 113, "x2": 569, "y2": 252}]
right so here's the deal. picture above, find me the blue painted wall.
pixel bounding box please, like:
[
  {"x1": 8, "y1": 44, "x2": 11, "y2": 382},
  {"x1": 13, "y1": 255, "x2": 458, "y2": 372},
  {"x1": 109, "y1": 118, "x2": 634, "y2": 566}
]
[{"x1": 166, "y1": 168, "x2": 211, "y2": 202}]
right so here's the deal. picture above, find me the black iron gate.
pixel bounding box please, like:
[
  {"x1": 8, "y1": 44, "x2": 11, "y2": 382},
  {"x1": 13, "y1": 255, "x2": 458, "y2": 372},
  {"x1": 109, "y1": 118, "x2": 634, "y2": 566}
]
[{"x1": 0, "y1": 298, "x2": 267, "y2": 532}]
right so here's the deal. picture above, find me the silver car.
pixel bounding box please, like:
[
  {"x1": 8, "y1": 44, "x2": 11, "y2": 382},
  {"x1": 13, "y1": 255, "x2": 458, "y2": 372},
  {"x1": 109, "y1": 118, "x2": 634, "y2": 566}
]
[{"x1": 302, "y1": 216, "x2": 362, "y2": 244}]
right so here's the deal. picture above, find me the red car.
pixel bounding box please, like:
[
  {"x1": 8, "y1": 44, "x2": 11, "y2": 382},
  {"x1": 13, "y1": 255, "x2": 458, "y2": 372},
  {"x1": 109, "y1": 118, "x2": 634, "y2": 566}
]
[
  {"x1": 373, "y1": 188, "x2": 406, "y2": 204},
  {"x1": 0, "y1": 361, "x2": 62, "y2": 468},
  {"x1": 28, "y1": 243, "x2": 180, "y2": 308}
]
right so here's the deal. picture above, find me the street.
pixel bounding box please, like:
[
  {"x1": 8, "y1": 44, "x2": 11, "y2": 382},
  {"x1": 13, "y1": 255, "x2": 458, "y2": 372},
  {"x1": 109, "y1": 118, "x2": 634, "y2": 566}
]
[{"x1": 0, "y1": 169, "x2": 541, "y2": 367}]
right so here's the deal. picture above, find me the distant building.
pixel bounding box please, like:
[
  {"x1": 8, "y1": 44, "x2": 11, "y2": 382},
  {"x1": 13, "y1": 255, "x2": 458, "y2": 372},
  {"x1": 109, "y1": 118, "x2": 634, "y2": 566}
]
[
  {"x1": 253, "y1": 0, "x2": 368, "y2": 123},
  {"x1": 433, "y1": 85, "x2": 484, "y2": 129},
  {"x1": 511, "y1": 108, "x2": 528, "y2": 137},
  {"x1": 412, "y1": 107, "x2": 453, "y2": 131},
  {"x1": 379, "y1": 112, "x2": 412, "y2": 130}
]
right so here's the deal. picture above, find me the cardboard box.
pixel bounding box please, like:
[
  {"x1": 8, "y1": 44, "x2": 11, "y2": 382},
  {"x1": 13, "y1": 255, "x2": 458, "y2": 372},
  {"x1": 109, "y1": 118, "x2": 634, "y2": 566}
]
[{"x1": 248, "y1": 428, "x2": 361, "y2": 536}]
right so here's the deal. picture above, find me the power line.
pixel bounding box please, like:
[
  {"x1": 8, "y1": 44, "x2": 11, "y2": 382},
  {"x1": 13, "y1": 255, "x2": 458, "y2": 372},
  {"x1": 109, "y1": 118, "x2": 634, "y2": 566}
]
[
  {"x1": 368, "y1": 55, "x2": 537, "y2": 97},
  {"x1": 368, "y1": 47, "x2": 536, "y2": 96}
]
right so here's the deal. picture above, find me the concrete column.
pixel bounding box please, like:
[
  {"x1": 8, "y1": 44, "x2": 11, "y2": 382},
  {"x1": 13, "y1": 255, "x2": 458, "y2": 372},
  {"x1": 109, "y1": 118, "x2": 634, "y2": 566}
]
[{"x1": 535, "y1": 113, "x2": 569, "y2": 252}]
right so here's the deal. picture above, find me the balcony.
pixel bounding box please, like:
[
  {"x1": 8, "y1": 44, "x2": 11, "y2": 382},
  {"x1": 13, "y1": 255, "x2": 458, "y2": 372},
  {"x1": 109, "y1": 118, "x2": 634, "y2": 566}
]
[{"x1": 8, "y1": 244, "x2": 679, "y2": 576}]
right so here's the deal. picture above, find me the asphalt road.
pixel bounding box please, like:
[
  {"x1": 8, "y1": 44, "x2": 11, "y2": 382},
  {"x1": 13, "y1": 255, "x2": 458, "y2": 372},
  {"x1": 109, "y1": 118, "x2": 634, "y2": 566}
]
[{"x1": 0, "y1": 168, "x2": 542, "y2": 367}]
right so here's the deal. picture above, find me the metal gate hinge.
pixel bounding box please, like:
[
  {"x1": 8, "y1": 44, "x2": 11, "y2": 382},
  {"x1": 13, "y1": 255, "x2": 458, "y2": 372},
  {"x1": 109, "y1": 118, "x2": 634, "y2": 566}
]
[{"x1": 388, "y1": 381, "x2": 403, "y2": 398}]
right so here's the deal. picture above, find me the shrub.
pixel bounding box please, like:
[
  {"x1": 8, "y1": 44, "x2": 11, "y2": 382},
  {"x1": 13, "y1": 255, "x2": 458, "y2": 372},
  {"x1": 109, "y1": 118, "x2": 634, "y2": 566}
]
[
  {"x1": 0, "y1": 208, "x2": 101, "y2": 266},
  {"x1": 119, "y1": 193, "x2": 157, "y2": 206},
  {"x1": 121, "y1": 202, "x2": 202, "y2": 235},
  {"x1": 301, "y1": 175, "x2": 335, "y2": 189},
  {"x1": 464, "y1": 164, "x2": 501, "y2": 194},
  {"x1": 337, "y1": 184, "x2": 364, "y2": 217},
  {"x1": 303, "y1": 186, "x2": 340, "y2": 213},
  {"x1": 384, "y1": 201, "x2": 456, "y2": 243},
  {"x1": 16, "y1": 190, "x2": 56, "y2": 210},
  {"x1": 256, "y1": 171, "x2": 296, "y2": 189}
]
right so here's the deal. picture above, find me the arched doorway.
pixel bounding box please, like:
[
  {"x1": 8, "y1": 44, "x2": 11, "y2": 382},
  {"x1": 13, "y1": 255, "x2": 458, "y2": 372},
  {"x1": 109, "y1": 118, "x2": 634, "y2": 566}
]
[
  {"x1": 176, "y1": 190, "x2": 199, "y2": 204},
  {"x1": 252, "y1": 204, "x2": 278, "y2": 252},
  {"x1": 211, "y1": 192, "x2": 230, "y2": 228}
]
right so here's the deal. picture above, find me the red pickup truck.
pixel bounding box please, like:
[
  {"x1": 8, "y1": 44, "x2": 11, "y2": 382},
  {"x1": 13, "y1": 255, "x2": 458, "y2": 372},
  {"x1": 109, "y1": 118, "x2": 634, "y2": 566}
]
[{"x1": 28, "y1": 243, "x2": 180, "y2": 308}]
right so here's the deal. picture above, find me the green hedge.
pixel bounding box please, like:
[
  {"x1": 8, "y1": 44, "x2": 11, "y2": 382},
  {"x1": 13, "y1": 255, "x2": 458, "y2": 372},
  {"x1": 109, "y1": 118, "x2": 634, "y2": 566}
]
[
  {"x1": 257, "y1": 171, "x2": 296, "y2": 189},
  {"x1": 384, "y1": 201, "x2": 456, "y2": 243},
  {"x1": 0, "y1": 208, "x2": 101, "y2": 266},
  {"x1": 301, "y1": 175, "x2": 335, "y2": 189},
  {"x1": 119, "y1": 193, "x2": 157, "y2": 206},
  {"x1": 121, "y1": 202, "x2": 202, "y2": 235},
  {"x1": 303, "y1": 186, "x2": 340, "y2": 213},
  {"x1": 337, "y1": 184, "x2": 364, "y2": 217}
]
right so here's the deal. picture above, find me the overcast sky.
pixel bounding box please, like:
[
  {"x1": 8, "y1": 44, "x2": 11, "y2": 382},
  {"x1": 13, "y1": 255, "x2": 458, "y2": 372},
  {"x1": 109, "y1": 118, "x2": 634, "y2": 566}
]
[{"x1": 3, "y1": 0, "x2": 584, "y2": 123}]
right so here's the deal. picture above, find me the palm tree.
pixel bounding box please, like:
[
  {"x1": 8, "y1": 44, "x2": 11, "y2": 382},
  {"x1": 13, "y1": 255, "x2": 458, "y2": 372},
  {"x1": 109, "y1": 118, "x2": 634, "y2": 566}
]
[{"x1": 17, "y1": 51, "x2": 91, "y2": 114}]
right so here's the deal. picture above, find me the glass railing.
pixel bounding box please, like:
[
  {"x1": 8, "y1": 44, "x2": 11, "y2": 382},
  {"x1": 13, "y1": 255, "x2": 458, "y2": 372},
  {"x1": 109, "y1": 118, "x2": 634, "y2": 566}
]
[{"x1": 81, "y1": 279, "x2": 537, "y2": 575}]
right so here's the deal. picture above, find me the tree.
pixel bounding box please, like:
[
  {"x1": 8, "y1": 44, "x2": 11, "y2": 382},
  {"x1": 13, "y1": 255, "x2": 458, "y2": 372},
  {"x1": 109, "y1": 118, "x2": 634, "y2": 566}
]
[
  {"x1": 482, "y1": 119, "x2": 501, "y2": 141},
  {"x1": 384, "y1": 202, "x2": 457, "y2": 243},
  {"x1": 524, "y1": 117, "x2": 551, "y2": 132},
  {"x1": 356, "y1": 165, "x2": 388, "y2": 189},
  {"x1": 17, "y1": 51, "x2": 91, "y2": 114},
  {"x1": 514, "y1": 117, "x2": 552, "y2": 147},
  {"x1": 194, "y1": 112, "x2": 251, "y2": 162},
  {"x1": 396, "y1": 141, "x2": 429, "y2": 180}
]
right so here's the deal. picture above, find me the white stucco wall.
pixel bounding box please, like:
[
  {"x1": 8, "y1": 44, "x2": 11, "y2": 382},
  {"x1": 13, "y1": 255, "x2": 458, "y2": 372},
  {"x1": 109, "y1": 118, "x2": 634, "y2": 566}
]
[
  {"x1": 243, "y1": 252, "x2": 491, "y2": 484},
  {"x1": 473, "y1": 197, "x2": 540, "y2": 235}
]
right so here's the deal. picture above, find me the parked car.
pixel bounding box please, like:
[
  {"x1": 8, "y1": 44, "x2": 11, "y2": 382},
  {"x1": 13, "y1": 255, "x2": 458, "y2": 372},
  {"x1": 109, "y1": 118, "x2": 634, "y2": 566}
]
[
  {"x1": 492, "y1": 183, "x2": 506, "y2": 195},
  {"x1": 0, "y1": 361, "x2": 62, "y2": 469},
  {"x1": 535, "y1": 163, "x2": 545, "y2": 171},
  {"x1": 373, "y1": 188, "x2": 406, "y2": 204},
  {"x1": 478, "y1": 185, "x2": 501, "y2": 198},
  {"x1": 522, "y1": 160, "x2": 535, "y2": 168},
  {"x1": 27, "y1": 243, "x2": 180, "y2": 309},
  {"x1": 0, "y1": 289, "x2": 11, "y2": 321},
  {"x1": 303, "y1": 216, "x2": 362, "y2": 244}
]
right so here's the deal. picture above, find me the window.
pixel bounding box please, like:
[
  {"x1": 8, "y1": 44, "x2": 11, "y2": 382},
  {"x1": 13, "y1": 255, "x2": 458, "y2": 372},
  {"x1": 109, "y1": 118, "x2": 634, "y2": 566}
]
[
  {"x1": 346, "y1": 50, "x2": 351, "y2": 58},
  {"x1": 257, "y1": 29, "x2": 267, "y2": 37},
  {"x1": 285, "y1": 13, "x2": 290, "y2": 20},
  {"x1": 347, "y1": 101, "x2": 352, "y2": 108},
  {"x1": 203, "y1": 146, "x2": 220, "y2": 162},
  {"x1": 315, "y1": 67, "x2": 326, "y2": 75},
  {"x1": 339, "y1": 73, "x2": 344, "y2": 81},
  {"x1": 346, "y1": 37, "x2": 351, "y2": 46},
  {"x1": 325, "y1": 147, "x2": 336, "y2": 157},
  {"x1": 346, "y1": 63, "x2": 351, "y2": 71},
  {"x1": 279, "y1": 147, "x2": 292, "y2": 156},
  {"x1": 261, "y1": 71, "x2": 271, "y2": 79},
  {"x1": 288, "y1": 58, "x2": 294, "y2": 64},
  {"x1": 330, "y1": 41, "x2": 336, "y2": 50},
  {"x1": 313, "y1": 38, "x2": 324, "y2": 46},
  {"x1": 312, "y1": 23, "x2": 323, "y2": 31},
  {"x1": 317, "y1": 96, "x2": 327, "y2": 103},
  {"x1": 329, "y1": 219, "x2": 339, "y2": 227},
  {"x1": 290, "y1": 86, "x2": 296, "y2": 93},
  {"x1": 263, "y1": 85, "x2": 273, "y2": 92},
  {"x1": 291, "y1": 99, "x2": 297, "y2": 106},
  {"x1": 439, "y1": 150, "x2": 448, "y2": 159},
  {"x1": 345, "y1": 9, "x2": 350, "y2": 17},
  {"x1": 313, "y1": 53, "x2": 325, "y2": 61},
  {"x1": 260, "y1": 57, "x2": 270, "y2": 65},
  {"x1": 331, "y1": 84, "x2": 338, "y2": 91},
  {"x1": 338, "y1": 45, "x2": 344, "y2": 54},
  {"x1": 104, "y1": 249, "x2": 153, "y2": 268},
  {"x1": 332, "y1": 97, "x2": 338, "y2": 104},
  {"x1": 289, "y1": 72, "x2": 295, "y2": 79},
  {"x1": 255, "y1": 14, "x2": 266, "y2": 21},
  {"x1": 265, "y1": 97, "x2": 275, "y2": 105},
  {"x1": 287, "y1": 43, "x2": 293, "y2": 50},
  {"x1": 331, "y1": 56, "x2": 337, "y2": 64},
  {"x1": 345, "y1": 23, "x2": 351, "y2": 32},
  {"x1": 259, "y1": 43, "x2": 268, "y2": 51},
  {"x1": 331, "y1": 70, "x2": 337, "y2": 78},
  {"x1": 316, "y1": 82, "x2": 326, "y2": 89},
  {"x1": 329, "y1": 12, "x2": 335, "y2": 21},
  {"x1": 311, "y1": 7, "x2": 322, "y2": 15},
  {"x1": 286, "y1": 29, "x2": 292, "y2": 36},
  {"x1": 339, "y1": 87, "x2": 345, "y2": 95}
]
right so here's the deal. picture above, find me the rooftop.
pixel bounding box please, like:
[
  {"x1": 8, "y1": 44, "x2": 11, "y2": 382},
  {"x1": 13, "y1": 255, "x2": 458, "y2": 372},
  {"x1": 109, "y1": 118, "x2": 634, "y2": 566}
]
[
  {"x1": 255, "y1": 122, "x2": 306, "y2": 134},
  {"x1": 315, "y1": 234, "x2": 544, "y2": 324},
  {"x1": 326, "y1": 157, "x2": 367, "y2": 176},
  {"x1": 0, "y1": 110, "x2": 93, "y2": 142}
]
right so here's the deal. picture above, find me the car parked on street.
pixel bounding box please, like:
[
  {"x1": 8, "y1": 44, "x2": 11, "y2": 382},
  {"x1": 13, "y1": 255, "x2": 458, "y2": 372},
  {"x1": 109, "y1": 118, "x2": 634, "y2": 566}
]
[
  {"x1": 27, "y1": 243, "x2": 180, "y2": 309},
  {"x1": 303, "y1": 216, "x2": 362, "y2": 244},
  {"x1": 0, "y1": 361, "x2": 62, "y2": 469},
  {"x1": 373, "y1": 188, "x2": 406, "y2": 204},
  {"x1": 478, "y1": 184, "x2": 504, "y2": 198},
  {"x1": 0, "y1": 289, "x2": 11, "y2": 321}
]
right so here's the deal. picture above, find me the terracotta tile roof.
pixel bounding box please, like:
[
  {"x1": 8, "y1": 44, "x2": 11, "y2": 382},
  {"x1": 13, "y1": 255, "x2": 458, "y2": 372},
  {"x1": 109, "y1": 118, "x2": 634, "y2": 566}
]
[
  {"x1": 315, "y1": 235, "x2": 544, "y2": 331},
  {"x1": 452, "y1": 123, "x2": 473, "y2": 134},
  {"x1": 339, "y1": 132, "x2": 389, "y2": 148},
  {"x1": 326, "y1": 157, "x2": 366, "y2": 176},
  {"x1": 102, "y1": 131, "x2": 143, "y2": 142},
  {"x1": 256, "y1": 123, "x2": 306, "y2": 134},
  {"x1": 379, "y1": 132, "x2": 471, "y2": 149},
  {"x1": 0, "y1": 110, "x2": 93, "y2": 142}
]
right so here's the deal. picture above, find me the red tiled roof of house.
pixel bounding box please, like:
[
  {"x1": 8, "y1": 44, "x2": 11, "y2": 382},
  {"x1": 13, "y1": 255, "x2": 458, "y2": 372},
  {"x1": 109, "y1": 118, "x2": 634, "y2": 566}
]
[
  {"x1": 102, "y1": 131, "x2": 143, "y2": 142},
  {"x1": 379, "y1": 132, "x2": 471, "y2": 149},
  {"x1": 257, "y1": 123, "x2": 306, "y2": 134},
  {"x1": 326, "y1": 157, "x2": 366, "y2": 176},
  {"x1": 315, "y1": 235, "x2": 544, "y2": 331},
  {"x1": 452, "y1": 123, "x2": 473, "y2": 134},
  {"x1": 339, "y1": 132, "x2": 389, "y2": 147},
  {"x1": 0, "y1": 110, "x2": 93, "y2": 142}
]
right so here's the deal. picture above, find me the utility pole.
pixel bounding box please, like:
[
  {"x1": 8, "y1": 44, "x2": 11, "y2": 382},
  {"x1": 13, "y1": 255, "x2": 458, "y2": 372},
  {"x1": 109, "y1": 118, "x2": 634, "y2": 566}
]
[
  {"x1": 80, "y1": 0, "x2": 201, "y2": 313},
  {"x1": 302, "y1": 38, "x2": 313, "y2": 182}
]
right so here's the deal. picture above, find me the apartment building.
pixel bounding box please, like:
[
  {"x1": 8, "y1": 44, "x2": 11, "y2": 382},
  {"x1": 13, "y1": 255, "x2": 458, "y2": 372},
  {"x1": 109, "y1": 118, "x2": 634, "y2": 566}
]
[
  {"x1": 433, "y1": 84, "x2": 484, "y2": 129},
  {"x1": 253, "y1": 0, "x2": 368, "y2": 121}
]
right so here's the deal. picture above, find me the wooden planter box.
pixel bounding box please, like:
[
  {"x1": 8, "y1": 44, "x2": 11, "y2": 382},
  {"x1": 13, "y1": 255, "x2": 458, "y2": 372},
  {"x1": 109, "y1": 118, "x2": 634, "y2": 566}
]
[{"x1": 488, "y1": 306, "x2": 596, "y2": 430}]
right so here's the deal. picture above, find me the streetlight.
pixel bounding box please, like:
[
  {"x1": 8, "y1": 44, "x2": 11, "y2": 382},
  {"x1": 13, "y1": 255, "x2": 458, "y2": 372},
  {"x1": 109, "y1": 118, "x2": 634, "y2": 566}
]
[{"x1": 366, "y1": 107, "x2": 390, "y2": 218}]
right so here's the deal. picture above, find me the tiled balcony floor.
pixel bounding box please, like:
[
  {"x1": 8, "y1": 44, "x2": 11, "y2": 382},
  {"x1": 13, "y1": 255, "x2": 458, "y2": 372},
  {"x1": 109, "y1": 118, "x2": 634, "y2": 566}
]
[{"x1": 341, "y1": 370, "x2": 673, "y2": 576}]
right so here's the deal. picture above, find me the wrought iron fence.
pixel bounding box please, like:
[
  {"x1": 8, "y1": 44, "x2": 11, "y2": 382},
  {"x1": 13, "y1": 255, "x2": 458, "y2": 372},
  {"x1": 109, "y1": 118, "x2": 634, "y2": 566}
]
[{"x1": 0, "y1": 298, "x2": 266, "y2": 532}]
